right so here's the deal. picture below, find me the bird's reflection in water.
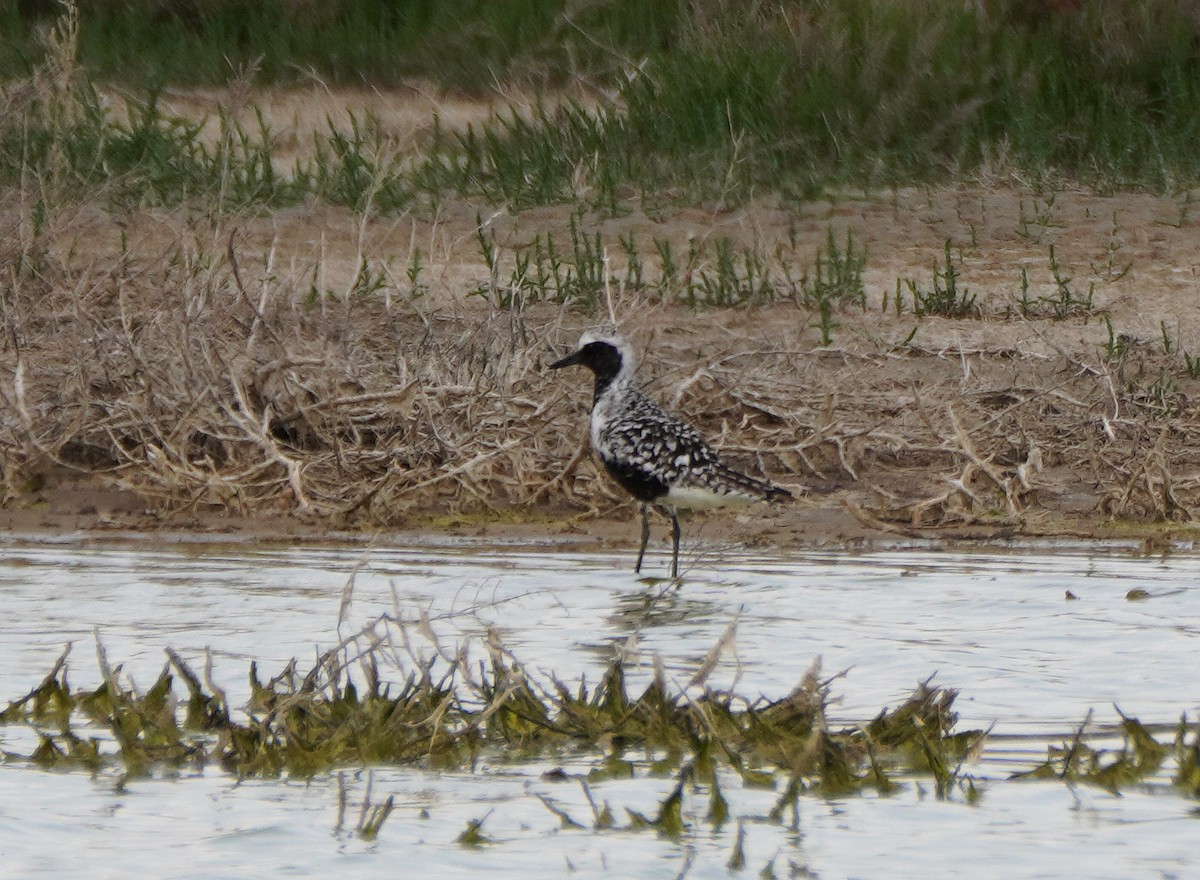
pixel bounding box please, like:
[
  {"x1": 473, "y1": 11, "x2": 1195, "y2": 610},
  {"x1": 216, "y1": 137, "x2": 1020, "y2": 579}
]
[
  {"x1": 575, "y1": 580, "x2": 727, "y2": 669},
  {"x1": 608, "y1": 581, "x2": 722, "y2": 630}
]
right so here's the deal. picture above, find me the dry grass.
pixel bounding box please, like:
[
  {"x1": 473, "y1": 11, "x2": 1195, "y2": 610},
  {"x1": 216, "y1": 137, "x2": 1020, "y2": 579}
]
[
  {"x1": 5, "y1": 195, "x2": 1200, "y2": 536},
  {"x1": 5, "y1": 8, "x2": 1200, "y2": 536},
  {"x1": 0, "y1": 212, "x2": 571, "y2": 521}
]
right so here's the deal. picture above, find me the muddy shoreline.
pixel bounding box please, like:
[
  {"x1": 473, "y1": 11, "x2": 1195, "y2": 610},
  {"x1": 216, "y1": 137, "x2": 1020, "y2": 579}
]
[{"x1": 3, "y1": 465, "x2": 1195, "y2": 556}]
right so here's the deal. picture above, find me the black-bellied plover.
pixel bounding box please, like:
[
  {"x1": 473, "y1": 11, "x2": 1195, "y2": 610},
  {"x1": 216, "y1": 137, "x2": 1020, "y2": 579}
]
[{"x1": 550, "y1": 329, "x2": 791, "y2": 578}]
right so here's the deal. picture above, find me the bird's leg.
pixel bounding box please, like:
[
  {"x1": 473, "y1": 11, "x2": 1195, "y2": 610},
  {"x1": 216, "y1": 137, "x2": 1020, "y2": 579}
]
[
  {"x1": 635, "y1": 503, "x2": 650, "y2": 573},
  {"x1": 669, "y1": 510, "x2": 681, "y2": 579}
]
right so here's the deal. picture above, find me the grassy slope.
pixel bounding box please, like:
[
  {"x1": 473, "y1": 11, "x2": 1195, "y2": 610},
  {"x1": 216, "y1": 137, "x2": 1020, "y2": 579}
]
[
  {"x1": 4, "y1": 0, "x2": 1200, "y2": 209},
  {"x1": 0, "y1": 0, "x2": 677, "y2": 88}
]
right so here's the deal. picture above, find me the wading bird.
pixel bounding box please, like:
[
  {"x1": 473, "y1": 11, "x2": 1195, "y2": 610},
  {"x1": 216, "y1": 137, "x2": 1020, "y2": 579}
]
[{"x1": 550, "y1": 330, "x2": 791, "y2": 578}]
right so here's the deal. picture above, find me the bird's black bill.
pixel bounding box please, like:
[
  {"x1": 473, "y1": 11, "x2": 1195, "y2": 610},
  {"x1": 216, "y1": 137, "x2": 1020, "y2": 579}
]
[{"x1": 549, "y1": 349, "x2": 585, "y2": 370}]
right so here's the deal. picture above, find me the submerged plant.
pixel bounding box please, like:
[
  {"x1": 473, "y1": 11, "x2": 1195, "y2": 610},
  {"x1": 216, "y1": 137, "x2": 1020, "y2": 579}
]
[
  {"x1": 4, "y1": 623, "x2": 1199, "y2": 857},
  {"x1": 0, "y1": 627, "x2": 983, "y2": 796},
  {"x1": 1015, "y1": 708, "x2": 1182, "y2": 794}
]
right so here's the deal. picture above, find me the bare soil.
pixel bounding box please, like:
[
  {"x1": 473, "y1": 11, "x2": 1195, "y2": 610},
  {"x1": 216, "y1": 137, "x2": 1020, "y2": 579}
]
[{"x1": 5, "y1": 87, "x2": 1200, "y2": 553}]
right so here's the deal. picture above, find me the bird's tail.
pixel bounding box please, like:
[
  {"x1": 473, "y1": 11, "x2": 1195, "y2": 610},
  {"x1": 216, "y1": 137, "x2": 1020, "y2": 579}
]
[{"x1": 713, "y1": 463, "x2": 793, "y2": 502}]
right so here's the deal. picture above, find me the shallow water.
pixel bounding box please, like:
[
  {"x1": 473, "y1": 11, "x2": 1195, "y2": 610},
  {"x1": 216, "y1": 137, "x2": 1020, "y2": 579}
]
[{"x1": 0, "y1": 536, "x2": 1197, "y2": 878}]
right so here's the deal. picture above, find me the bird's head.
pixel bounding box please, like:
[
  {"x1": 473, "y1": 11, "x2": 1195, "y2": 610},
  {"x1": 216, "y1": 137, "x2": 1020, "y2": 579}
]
[{"x1": 549, "y1": 329, "x2": 636, "y2": 385}]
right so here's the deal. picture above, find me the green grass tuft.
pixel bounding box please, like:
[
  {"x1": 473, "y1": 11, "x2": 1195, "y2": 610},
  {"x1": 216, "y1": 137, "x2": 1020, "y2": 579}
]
[
  {"x1": 9, "y1": 1, "x2": 1200, "y2": 213},
  {"x1": 904, "y1": 240, "x2": 978, "y2": 318}
]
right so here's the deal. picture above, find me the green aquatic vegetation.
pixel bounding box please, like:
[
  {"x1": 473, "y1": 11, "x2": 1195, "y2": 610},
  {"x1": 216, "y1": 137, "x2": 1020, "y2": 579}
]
[
  {"x1": 1, "y1": 628, "x2": 981, "y2": 798},
  {"x1": 0, "y1": 649, "x2": 73, "y2": 729},
  {"x1": 1015, "y1": 709, "x2": 1184, "y2": 794},
  {"x1": 726, "y1": 820, "x2": 747, "y2": 870},
  {"x1": 626, "y1": 768, "x2": 688, "y2": 837},
  {"x1": 336, "y1": 772, "x2": 396, "y2": 841},
  {"x1": 706, "y1": 768, "x2": 730, "y2": 827},
  {"x1": 6, "y1": 623, "x2": 1200, "y2": 860},
  {"x1": 5, "y1": 625, "x2": 1194, "y2": 820},
  {"x1": 456, "y1": 815, "x2": 492, "y2": 847},
  {"x1": 1174, "y1": 717, "x2": 1200, "y2": 797}
]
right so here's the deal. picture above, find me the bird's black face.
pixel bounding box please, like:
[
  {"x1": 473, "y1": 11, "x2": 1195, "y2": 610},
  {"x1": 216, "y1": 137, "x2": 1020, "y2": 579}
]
[
  {"x1": 549, "y1": 340, "x2": 623, "y2": 380},
  {"x1": 550, "y1": 339, "x2": 626, "y2": 403}
]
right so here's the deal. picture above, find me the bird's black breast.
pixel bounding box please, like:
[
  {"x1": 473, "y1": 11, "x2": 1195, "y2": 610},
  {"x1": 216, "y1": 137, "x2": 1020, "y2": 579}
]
[{"x1": 598, "y1": 454, "x2": 669, "y2": 502}]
